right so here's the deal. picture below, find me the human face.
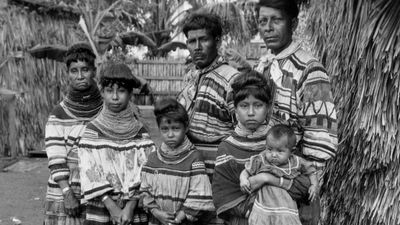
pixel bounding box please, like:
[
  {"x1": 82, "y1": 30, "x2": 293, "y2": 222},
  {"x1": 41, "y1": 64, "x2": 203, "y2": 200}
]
[
  {"x1": 68, "y1": 60, "x2": 95, "y2": 91},
  {"x1": 159, "y1": 118, "x2": 187, "y2": 149},
  {"x1": 102, "y1": 83, "x2": 131, "y2": 113},
  {"x1": 265, "y1": 135, "x2": 291, "y2": 166},
  {"x1": 235, "y1": 95, "x2": 268, "y2": 132},
  {"x1": 258, "y1": 6, "x2": 297, "y2": 55},
  {"x1": 186, "y1": 29, "x2": 219, "y2": 69}
]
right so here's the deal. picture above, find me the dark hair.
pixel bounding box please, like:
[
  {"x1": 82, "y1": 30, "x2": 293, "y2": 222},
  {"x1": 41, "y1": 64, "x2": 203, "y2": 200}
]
[
  {"x1": 231, "y1": 70, "x2": 274, "y2": 107},
  {"x1": 154, "y1": 98, "x2": 189, "y2": 128},
  {"x1": 266, "y1": 124, "x2": 297, "y2": 149},
  {"x1": 65, "y1": 42, "x2": 96, "y2": 68},
  {"x1": 256, "y1": 0, "x2": 299, "y2": 20},
  {"x1": 182, "y1": 13, "x2": 223, "y2": 39},
  {"x1": 98, "y1": 63, "x2": 141, "y2": 92}
]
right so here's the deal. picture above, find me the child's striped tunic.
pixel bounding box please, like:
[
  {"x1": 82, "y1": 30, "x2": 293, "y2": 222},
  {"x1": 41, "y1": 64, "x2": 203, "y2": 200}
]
[{"x1": 140, "y1": 148, "x2": 215, "y2": 225}]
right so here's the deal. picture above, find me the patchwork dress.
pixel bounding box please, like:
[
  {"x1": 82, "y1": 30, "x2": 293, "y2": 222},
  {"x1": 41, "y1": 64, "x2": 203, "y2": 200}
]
[{"x1": 44, "y1": 86, "x2": 102, "y2": 225}]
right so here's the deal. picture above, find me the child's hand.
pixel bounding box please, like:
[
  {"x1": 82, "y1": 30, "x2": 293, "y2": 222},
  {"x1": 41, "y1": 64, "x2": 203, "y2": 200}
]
[
  {"x1": 240, "y1": 177, "x2": 252, "y2": 194},
  {"x1": 308, "y1": 184, "x2": 320, "y2": 202},
  {"x1": 174, "y1": 210, "x2": 186, "y2": 224},
  {"x1": 152, "y1": 208, "x2": 176, "y2": 225}
]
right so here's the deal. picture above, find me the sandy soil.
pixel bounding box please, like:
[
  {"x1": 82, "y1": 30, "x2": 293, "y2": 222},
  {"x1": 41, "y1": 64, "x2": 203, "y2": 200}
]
[{"x1": 0, "y1": 158, "x2": 49, "y2": 225}]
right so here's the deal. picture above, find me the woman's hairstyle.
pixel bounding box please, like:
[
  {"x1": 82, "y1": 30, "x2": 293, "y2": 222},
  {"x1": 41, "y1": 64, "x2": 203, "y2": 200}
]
[
  {"x1": 256, "y1": 0, "x2": 299, "y2": 20},
  {"x1": 182, "y1": 12, "x2": 223, "y2": 39},
  {"x1": 266, "y1": 124, "x2": 297, "y2": 149},
  {"x1": 64, "y1": 42, "x2": 96, "y2": 68},
  {"x1": 98, "y1": 62, "x2": 141, "y2": 92},
  {"x1": 231, "y1": 70, "x2": 274, "y2": 107},
  {"x1": 154, "y1": 98, "x2": 189, "y2": 128}
]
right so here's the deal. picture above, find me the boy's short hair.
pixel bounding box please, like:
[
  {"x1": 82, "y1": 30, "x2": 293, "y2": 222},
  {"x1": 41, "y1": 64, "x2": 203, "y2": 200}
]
[
  {"x1": 64, "y1": 42, "x2": 96, "y2": 68},
  {"x1": 154, "y1": 98, "x2": 189, "y2": 128},
  {"x1": 257, "y1": 0, "x2": 299, "y2": 20},
  {"x1": 266, "y1": 124, "x2": 297, "y2": 149},
  {"x1": 182, "y1": 12, "x2": 223, "y2": 39},
  {"x1": 231, "y1": 70, "x2": 274, "y2": 107},
  {"x1": 98, "y1": 62, "x2": 141, "y2": 92}
]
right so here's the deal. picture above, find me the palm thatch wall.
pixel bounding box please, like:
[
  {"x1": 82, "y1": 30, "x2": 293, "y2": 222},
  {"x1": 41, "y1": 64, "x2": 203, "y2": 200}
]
[
  {"x1": 0, "y1": 4, "x2": 83, "y2": 156},
  {"x1": 308, "y1": 0, "x2": 400, "y2": 224}
]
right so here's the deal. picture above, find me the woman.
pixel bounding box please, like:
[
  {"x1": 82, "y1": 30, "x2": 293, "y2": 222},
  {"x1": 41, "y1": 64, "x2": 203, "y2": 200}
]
[
  {"x1": 44, "y1": 43, "x2": 102, "y2": 225},
  {"x1": 78, "y1": 62, "x2": 155, "y2": 225}
]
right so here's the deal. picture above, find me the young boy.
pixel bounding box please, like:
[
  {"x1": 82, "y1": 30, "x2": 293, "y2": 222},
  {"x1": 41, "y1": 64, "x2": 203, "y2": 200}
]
[
  {"x1": 240, "y1": 124, "x2": 319, "y2": 225},
  {"x1": 140, "y1": 98, "x2": 215, "y2": 225}
]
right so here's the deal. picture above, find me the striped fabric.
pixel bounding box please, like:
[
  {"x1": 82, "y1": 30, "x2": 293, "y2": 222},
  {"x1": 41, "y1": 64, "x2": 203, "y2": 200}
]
[
  {"x1": 212, "y1": 124, "x2": 270, "y2": 223},
  {"x1": 44, "y1": 102, "x2": 100, "y2": 225},
  {"x1": 255, "y1": 42, "x2": 338, "y2": 166},
  {"x1": 78, "y1": 123, "x2": 156, "y2": 225},
  {"x1": 140, "y1": 147, "x2": 215, "y2": 225},
  {"x1": 177, "y1": 56, "x2": 239, "y2": 177},
  {"x1": 245, "y1": 155, "x2": 315, "y2": 225}
]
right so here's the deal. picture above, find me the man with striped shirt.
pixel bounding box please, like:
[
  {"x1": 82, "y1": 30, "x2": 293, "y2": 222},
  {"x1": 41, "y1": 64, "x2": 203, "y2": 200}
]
[
  {"x1": 252, "y1": 0, "x2": 338, "y2": 224},
  {"x1": 178, "y1": 13, "x2": 240, "y2": 179}
]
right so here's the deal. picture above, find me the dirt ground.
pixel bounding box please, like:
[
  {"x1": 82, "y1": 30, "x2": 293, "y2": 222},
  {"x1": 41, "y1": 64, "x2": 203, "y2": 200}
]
[
  {"x1": 0, "y1": 158, "x2": 49, "y2": 225},
  {"x1": 0, "y1": 106, "x2": 161, "y2": 225}
]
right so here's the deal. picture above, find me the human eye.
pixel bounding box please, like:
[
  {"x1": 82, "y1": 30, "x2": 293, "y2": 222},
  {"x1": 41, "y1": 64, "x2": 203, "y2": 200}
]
[
  {"x1": 160, "y1": 126, "x2": 168, "y2": 132},
  {"x1": 239, "y1": 103, "x2": 248, "y2": 108},
  {"x1": 70, "y1": 68, "x2": 78, "y2": 73},
  {"x1": 258, "y1": 17, "x2": 268, "y2": 25},
  {"x1": 272, "y1": 17, "x2": 284, "y2": 24},
  {"x1": 82, "y1": 67, "x2": 90, "y2": 72}
]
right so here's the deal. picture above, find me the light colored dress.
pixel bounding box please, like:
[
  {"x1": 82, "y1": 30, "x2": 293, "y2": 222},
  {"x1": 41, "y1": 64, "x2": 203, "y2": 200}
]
[{"x1": 245, "y1": 153, "x2": 316, "y2": 225}]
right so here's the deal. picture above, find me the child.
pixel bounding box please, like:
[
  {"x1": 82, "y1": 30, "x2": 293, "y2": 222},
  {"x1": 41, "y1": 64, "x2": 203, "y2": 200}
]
[
  {"x1": 78, "y1": 62, "x2": 155, "y2": 225},
  {"x1": 240, "y1": 124, "x2": 319, "y2": 225},
  {"x1": 140, "y1": 98, "x2": 215, "y2": 225}
]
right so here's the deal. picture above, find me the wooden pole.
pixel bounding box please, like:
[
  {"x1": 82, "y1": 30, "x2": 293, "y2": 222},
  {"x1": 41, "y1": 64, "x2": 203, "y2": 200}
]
[{"x1": 8, "y1": 95, "x2": 17, "y2": 159}]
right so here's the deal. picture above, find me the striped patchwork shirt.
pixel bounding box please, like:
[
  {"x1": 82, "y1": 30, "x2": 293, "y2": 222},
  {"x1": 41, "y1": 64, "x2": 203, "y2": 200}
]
[
  {"x1": 255, "y1": 42, "x2": 338, "y2": 166},
  {"x1": 178, "y1": 56, "x2": 240, "y2": 176}
]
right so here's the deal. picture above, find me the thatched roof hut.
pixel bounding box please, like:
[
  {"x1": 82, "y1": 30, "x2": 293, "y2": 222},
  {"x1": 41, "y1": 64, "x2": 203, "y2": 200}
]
[
  {"x1": 0, "y1": 0, "x2": 84, "y2": 156},
  {"x1": 308, "y1": 0, "x2": 400, "y2": 224}
]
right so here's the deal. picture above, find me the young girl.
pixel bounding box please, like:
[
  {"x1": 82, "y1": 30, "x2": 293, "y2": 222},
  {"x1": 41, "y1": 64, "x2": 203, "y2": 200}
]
[
  {"x1": 213, "y1": 70, "x2": 314, "y2": 225},
  {"x1": 240, "y1": 124, "x2": 318, "y2": 225},
  {"x1": 140, "y1": 98, "x2": 215, "y2": 225},
  {"x1": 78, "y1": 62, "x2": 155, "y2": 225}
]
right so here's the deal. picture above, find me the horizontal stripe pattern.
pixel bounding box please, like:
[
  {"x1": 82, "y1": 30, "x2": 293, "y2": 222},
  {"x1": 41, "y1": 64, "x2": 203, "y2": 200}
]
[
  {"x1": 44, "y1": 104, "x2": 91, "y2": 224},
  {"x1": 140, "y1": 149, "x2": 214, "y2": 220},
  {"x1": 79, "y1": 125, "x2": 156, "y2": 202}
]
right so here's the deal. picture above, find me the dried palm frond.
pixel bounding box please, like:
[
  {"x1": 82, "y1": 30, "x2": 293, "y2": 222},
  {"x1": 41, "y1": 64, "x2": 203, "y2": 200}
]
[
  {"x1": 308, "y1": 0, "x2": 400, "y2": 224},
  {"x1": 197, "y1": 2, "x2": 252, "y2": 44}
]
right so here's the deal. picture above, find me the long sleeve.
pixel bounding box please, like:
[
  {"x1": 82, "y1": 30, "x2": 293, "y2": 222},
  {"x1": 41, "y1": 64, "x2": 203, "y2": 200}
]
[
  {"x1": 298, "y1": 60, "x2": 338, "y2": 165},
  {"x1": 140, "y1": 169, "x2": 159, "y2": 211},
  {"x1": 45, "y1": 116, "x2": 70, "y2": 182},
  {"x1": 183, "y1": 160, "x2": 215, "y2": 216}
]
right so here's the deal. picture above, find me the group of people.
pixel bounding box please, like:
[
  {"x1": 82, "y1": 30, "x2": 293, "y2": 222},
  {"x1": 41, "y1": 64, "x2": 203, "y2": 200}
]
[{"x1": 43, "y1": 0, "x2": 337, "y2": 225}]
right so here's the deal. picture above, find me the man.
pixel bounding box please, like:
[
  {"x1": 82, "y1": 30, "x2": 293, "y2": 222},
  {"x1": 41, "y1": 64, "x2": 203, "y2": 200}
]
[
  {"x1": 178, "y1": 13, "x2": 239, "y2": 178},
  {"x1": 253, "y1": 0, "x2": 338, "y2": 224}
]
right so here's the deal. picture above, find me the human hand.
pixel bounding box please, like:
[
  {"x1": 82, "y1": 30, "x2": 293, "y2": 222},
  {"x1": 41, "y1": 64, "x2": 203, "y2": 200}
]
[
  {"x1": 173, "y1": 210, "x2": 186, "y2": 224},
  {"x1": 108, "y1": 205, "x2": 123, "y2": 225},
  {"x1": 308, "y1": 184, "x2": 320, "y2": 202},
  {"x1": 152, "y1": 209, "x2": 176, "y2": 225},
  {"x1": 63, "y1": 189, "x2": 81, "y2": 217},
  {"x1": 240, "y1": 177, "x2": 252, "y2": 194},
  {"x1": 119, "y1": 203, "x2": 135, "y2": 225}
]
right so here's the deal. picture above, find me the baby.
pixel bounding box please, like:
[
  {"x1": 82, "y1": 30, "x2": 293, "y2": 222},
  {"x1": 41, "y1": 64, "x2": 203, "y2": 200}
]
[{"x1": 240, "y1": 124, "x2": 319, "y2": 225}]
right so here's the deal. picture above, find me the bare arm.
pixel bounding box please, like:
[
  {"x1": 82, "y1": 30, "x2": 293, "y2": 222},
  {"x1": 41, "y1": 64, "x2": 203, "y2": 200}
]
[
  {"x1": 248, "y1": 173, "x2": 291, "y2": 192},
  {"x1": 239, "y1": 169, "x2": 252, "y2": 194}
]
